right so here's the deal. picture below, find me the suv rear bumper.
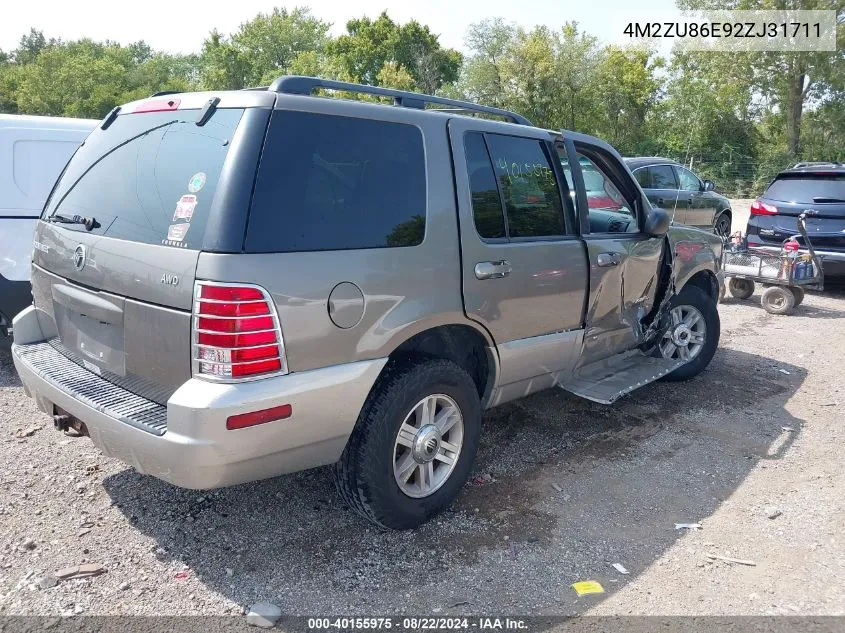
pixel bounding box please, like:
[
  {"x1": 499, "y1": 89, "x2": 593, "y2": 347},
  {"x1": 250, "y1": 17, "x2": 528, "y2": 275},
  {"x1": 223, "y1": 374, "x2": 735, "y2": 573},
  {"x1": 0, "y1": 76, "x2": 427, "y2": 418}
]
[{"x1": 12, "y1": 308, "x2": 386, "y2": 489}]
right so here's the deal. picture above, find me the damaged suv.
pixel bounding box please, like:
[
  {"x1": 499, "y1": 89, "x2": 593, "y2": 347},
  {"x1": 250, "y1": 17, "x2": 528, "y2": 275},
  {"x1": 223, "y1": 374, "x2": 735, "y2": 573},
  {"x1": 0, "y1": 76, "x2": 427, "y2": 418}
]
[{"x1": 11, "y1": 77, "x2": 724, "y2": 529}]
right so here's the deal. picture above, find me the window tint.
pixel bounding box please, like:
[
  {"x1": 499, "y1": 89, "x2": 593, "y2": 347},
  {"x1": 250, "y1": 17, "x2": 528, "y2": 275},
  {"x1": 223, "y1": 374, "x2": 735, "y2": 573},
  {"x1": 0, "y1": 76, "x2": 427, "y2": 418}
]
[
  {"x1": 465, "y1": 133, "x2": 506, "y2": 239},
  {"x1": 766, "y1": 175, "x2": 845, "y2": 203},
  {"x1": 577, "y1": 153, "x2": 638, "y2": 234},
  {"x1": 633, "y1": 167, "x2": 649, "y2": 188},
  {"x1": 483, "y1": 134, "x2": 565, "y2": 238},
  {"x1": 676, "y1": 166, "x2": 702, "y2": 192},
  {"x1": 246, "y1": 111, "x2": 426, "y2": 253},
  {"x1": 649, "y1": 165, "x2": 677, "y2": 189},
  {"x1": 46, "y1": 109, "x2": 243, "y2": 249}
]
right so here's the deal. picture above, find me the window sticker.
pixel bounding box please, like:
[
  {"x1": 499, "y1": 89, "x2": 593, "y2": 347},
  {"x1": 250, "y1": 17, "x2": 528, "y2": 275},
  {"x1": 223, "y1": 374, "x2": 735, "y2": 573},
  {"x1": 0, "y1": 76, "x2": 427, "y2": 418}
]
[
  {"x1": 173, "y1": 195, "x2": 197, "y2": 221},
  {"x1": 187, "y1": 172, "x2": 207, "y2": 193},
  {"x1": 166, "y1": 223, "x2": 190, "y2": 242}
]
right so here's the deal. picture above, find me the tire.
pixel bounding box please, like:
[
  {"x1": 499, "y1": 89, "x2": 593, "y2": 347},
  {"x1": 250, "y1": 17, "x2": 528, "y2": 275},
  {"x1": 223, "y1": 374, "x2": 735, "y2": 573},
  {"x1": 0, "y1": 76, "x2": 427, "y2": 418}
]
[
  {"x1": 790, "y1": 286, "x2": 805, "y2": 306},
  {"x1": 714, "y1": 213, "x2": 732, "y2": 239},
  {"x1": 657, "y1": 284, "x2": 720, "y2": 382},
  {"x1": 761, "y1": 285, "x2": 795, "y2": 315},
  {"x1": 333, "y1": 358, "x2": 482, "y2": 530},
  {"x1": 728, "y1": 277, "x2": 755, "y2": 300}
]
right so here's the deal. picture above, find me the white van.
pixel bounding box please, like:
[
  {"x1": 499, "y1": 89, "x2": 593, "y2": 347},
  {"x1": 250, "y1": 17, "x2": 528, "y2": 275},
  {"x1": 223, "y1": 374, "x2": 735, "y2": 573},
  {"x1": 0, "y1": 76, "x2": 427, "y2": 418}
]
[{"x1": 1, "y1": 114, "x2": 97, "y2": 346}]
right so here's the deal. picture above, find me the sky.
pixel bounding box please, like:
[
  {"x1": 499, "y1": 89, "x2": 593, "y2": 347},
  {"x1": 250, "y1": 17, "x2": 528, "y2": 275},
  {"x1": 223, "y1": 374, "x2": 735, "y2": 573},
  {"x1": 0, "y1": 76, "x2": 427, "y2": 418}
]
[{"x1": 1, "y1": 0, "x2": 681, "y2": 55}]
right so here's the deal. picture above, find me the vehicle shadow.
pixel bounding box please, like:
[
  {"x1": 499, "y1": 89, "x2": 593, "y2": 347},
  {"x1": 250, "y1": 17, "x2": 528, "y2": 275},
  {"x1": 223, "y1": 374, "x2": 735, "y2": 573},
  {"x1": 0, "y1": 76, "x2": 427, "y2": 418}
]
[{"x1": 103, "y1": 347, "x2": 806, "y2": 616}]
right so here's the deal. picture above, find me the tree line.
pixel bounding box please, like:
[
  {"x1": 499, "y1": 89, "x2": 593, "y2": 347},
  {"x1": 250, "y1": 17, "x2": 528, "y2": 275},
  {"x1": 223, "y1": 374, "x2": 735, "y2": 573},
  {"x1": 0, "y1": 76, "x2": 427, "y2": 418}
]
[{"x1": 1, "y1": 2, "x2": 843, "y2": 195}]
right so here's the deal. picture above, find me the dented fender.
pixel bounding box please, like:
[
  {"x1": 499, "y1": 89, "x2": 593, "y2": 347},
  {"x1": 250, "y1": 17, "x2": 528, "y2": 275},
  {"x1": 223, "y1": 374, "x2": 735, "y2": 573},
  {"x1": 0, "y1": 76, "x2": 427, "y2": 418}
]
[{"x1": 666, "y1": 225, "x2": 723, "y2": 292}]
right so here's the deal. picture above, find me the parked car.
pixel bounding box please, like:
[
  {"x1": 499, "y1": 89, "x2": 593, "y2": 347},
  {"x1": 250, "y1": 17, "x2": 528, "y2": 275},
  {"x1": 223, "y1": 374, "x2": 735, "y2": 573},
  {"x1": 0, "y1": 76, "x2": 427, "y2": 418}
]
[
  {"x1": 625, "y1": 157, "x2": 733, "y2": 238},
  {"x1": 746, "y1": 164, "x2": 845, "y2": 279},
  {"x1": 10, "y1": 78, "x2": 723, "y2": 529},
  {"x1": 0, "y1": 115, "x2": 97, "y2": 347}
]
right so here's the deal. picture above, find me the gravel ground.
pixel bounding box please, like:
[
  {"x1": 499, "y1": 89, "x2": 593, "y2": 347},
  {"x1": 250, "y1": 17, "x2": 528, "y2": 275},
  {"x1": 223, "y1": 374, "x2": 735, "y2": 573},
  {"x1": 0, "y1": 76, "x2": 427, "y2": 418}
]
[{"x1": 1, "y1": 235, "x2": 844, "y2": 617}]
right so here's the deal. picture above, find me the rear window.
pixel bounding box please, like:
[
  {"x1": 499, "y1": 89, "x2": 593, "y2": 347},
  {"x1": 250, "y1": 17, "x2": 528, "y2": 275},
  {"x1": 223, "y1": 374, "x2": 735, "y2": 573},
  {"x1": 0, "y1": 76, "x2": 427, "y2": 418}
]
[
  {"x1": 766, "y1": 174, "x2": 845, "y2": 203},
  {"x1": 245, "y1": 111, "x2": 426, "y2": 253},
  {"x1": 43, "y1": 109, "x2": 243, "y2": 250}
]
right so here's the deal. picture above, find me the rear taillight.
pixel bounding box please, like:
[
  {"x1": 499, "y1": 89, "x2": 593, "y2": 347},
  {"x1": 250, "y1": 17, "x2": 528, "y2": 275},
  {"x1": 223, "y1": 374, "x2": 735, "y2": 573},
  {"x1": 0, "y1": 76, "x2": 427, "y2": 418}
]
[
  {"x1": 750, "y1": 199, "x2": 778, "y2": 215},
  {"x1": 192, "y1": 282, "x2": 287, "y2": 380}
]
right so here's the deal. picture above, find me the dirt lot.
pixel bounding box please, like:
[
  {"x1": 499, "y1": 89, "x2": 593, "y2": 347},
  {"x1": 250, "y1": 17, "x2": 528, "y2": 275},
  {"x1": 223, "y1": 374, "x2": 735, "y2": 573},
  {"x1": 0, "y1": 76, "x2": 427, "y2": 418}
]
[{"x1": 1, "y1": 228, "x2": 844, "y2": 617}]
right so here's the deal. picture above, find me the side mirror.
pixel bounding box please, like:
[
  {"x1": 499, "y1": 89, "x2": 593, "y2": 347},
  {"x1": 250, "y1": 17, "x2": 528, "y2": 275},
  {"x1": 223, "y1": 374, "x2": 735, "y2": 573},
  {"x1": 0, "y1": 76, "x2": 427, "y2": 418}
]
[
  {"x1": 703, "y1": 179, "x2": 715, "y2": 192},
  {"x1": 644, "y1": 207, "x2": 671, "y2": 237}
]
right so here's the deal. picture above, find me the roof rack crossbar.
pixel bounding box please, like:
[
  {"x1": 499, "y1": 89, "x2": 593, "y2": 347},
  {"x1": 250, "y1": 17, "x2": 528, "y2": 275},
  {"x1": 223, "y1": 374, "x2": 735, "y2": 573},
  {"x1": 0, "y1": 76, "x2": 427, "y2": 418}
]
[{"x1": 268, "y1": 75, "x2": 532, "y2": 126}]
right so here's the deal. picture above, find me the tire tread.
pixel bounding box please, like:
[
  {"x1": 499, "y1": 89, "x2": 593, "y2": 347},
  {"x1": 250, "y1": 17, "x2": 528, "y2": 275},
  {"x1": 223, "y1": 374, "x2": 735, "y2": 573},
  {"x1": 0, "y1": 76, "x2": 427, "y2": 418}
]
[{"x1": 333, "y1": 357, "x2": 480, "y2": 529}]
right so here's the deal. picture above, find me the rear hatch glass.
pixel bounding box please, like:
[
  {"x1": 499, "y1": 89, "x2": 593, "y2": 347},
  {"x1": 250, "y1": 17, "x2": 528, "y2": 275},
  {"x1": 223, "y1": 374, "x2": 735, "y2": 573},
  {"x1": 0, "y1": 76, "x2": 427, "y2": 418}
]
[
  {"x1": 765, "y1": 174, "x2": 845, "y2": 207},
  {"x1": 31, "y1": 107, "x2": 247, "y2": 404},
  {"x1": 43, "y1": 108, "x2": 244, "y2": 249}
]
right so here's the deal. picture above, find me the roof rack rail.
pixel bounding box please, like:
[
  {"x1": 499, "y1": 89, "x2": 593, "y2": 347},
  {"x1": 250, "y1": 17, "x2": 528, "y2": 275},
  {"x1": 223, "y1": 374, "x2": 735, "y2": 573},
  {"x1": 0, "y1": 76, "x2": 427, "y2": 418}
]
[
  {"x1": 268, "y1": 75, "x2": 532, "y2": 126},
  {"x1": 150, "y1": 90, "x2": 181, "y2": 97}
]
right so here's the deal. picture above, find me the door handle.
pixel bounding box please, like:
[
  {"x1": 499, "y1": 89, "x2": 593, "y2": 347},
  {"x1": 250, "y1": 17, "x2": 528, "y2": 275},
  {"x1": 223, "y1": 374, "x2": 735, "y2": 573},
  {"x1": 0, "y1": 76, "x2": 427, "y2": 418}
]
[
  {"x1": 596, "y1": 252, "x2": 621, "y2": 268},
  {"x1": 474, "y1": 260, "x2": 512, "y2": 280}
]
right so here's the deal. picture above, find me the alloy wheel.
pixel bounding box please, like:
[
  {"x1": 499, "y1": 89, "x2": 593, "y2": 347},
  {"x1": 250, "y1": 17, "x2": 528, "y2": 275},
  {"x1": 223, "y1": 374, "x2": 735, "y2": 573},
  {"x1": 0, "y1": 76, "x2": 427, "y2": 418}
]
[
  {"x1": 660, "y1": 305, "x2": 707, "y2": 362},
  {"x1": 392, "y1": 394, "x2": 464, "y2": 498}
]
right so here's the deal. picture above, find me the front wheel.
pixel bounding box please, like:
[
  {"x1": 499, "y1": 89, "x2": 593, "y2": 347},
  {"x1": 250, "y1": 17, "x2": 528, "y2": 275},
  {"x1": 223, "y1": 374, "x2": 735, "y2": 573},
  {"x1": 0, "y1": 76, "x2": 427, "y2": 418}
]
[
  {"x1": 657, "y1": 284, "x2": 720, "y2": 382},
  {"x1": 334, "y1": 358, "x2": 482, "y2": 530},
  {"x1": 790, "y1": 286, "x2": 805, "y2": 307}
]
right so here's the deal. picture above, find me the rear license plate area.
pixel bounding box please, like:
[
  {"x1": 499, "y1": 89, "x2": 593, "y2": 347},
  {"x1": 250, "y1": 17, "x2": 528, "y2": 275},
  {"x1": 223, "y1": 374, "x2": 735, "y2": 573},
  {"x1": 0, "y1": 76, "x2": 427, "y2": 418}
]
[{"x1": 54, "y1": 304, "x2": 126, "y2": 376}]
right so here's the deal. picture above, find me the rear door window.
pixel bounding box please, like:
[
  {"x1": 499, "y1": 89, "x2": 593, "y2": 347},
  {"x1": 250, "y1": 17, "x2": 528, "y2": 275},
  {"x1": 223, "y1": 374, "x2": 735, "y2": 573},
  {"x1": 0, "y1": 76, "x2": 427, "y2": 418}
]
[
  {"x1": 464, "y1": 132, "x2": 506, "y2": 239},
  {"x1": 44, "y1": 109, "x2": 243, "y2": 250},
  {"x1": 245, "y1": 111, "x2": 426, "y2": 252},
  {"x1": 648, "y1": 165, "x2": 678, "y2": 189},
  {"x1": 766, "y1": 175, "x2": 845, "y2": 203},
  {"x1": 483, "y1": 134, "x2": 566, "y2": 238}
]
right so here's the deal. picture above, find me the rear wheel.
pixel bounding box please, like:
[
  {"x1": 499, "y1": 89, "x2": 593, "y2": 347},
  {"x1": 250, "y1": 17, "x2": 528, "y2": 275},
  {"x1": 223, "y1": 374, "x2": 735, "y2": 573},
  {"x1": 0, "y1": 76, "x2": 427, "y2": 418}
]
[
  {"x1": 761, "y1": 286, "x2": 795, "y2": 315},
  {"x1": 790, "y1": 286, "x2": 805, "y2": 306},
  {"x1": 714, "y1": 213, "x2": 732, "y2": 239},
  {"x1": 334, "y1": 358, "x2": 481, "y2": 530},
  {"x1": 728, "y1": 277, "x2": 755, "y2": 300},
  {"x1": 657, "y1": 284, "x2": 720, "y2": 381}
]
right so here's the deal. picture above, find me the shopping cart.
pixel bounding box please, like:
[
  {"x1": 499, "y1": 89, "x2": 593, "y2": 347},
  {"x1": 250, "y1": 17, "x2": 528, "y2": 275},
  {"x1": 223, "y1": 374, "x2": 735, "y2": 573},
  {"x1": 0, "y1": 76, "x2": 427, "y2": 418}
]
[{"x1": 721, "y1": 212, "x2": 823, "y2": 315}]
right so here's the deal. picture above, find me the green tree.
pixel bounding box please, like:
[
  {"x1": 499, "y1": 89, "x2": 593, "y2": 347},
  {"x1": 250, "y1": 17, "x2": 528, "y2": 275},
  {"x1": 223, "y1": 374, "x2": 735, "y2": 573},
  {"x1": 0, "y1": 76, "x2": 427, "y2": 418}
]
[
  {"x1": 592, "y1": 47, "x2": 664, "y2": 153},
  {"x1": 458, "y1": 18, "x2": 517, "y2": 108},
  {"x1": 556, "y1": 23, "x2": 601, "y2": 131},
  {"x1": 498, "y1": 26, "x2": 563, "y2": 129},
  {"x1": 655, "y1": 50, "x2": 759, "y2": 190},
  {"x1": 14, "y1": 40, "x2": 131, "y2": 117},
  {"x1": 9, "y1": 38, "x2": 200, "y2": 118},
  {"x1": 14, "y1": 28, "x2": 51, "y2": 64},
  {"x1": 677, "y1": 0, "x2": 845, "y2": 158},
  {"x1": 800, "y1": 100, "x2": 845, "y2": 161},
  {"x1": 326, "y1": 12, "x2": 461, "y2": 92},
  {"x1": 376, "y1": 61, "x2": 417, "y2": 91},
  {"x1": 200, "y1": 7, "x2": 330, "y2": 89},
  {"x1": 0, "y1": 57, "x2": 20, "y2": 113}
]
